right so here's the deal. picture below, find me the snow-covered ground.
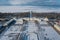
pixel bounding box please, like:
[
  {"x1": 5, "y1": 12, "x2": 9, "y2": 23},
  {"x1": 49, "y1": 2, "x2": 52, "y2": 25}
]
[
  {"x1": 0, "y1": 19, "x2": 23, "y2": 40},
  {"x1": 40, "y1": 20, "x2": 60, "y2": 40},
  {"x1": 0, "y1": 18, "x2": 60, "y2": 40}
]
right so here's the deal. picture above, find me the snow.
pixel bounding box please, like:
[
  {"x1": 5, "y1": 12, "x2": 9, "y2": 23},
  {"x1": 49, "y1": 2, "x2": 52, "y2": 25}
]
[{"x1": 0, "y1": 18, "x2": 60, "y2": 40}]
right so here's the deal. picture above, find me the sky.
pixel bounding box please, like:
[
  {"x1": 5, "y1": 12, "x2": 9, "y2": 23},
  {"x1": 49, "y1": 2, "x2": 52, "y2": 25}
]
[
  {"x1": 0, "y1": 0, "x2": 60, "y2": 12},
  {"x1": 0, "y1": 0, "x2": 60, "y2": 6}
]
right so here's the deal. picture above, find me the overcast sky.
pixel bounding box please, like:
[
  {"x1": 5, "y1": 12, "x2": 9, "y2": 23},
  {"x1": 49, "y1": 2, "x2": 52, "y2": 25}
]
[
  {"x1": 0, "y1": 0, "x2": 60, "y2": 6},
  {"x1": 0, "y1": 0, "x2": 60, "y2": 12}
]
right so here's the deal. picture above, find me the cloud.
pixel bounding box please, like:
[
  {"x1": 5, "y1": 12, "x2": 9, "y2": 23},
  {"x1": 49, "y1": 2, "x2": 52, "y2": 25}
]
[
  {"x1": 0, "y1": 6, "x2": 60, "y2": 13},
  {"x1": 0, "y1": 0, "x2": 60, "y2": 6},
  {"x1": 9, "y1": 0, "x2": 35, "y2": 5}
]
